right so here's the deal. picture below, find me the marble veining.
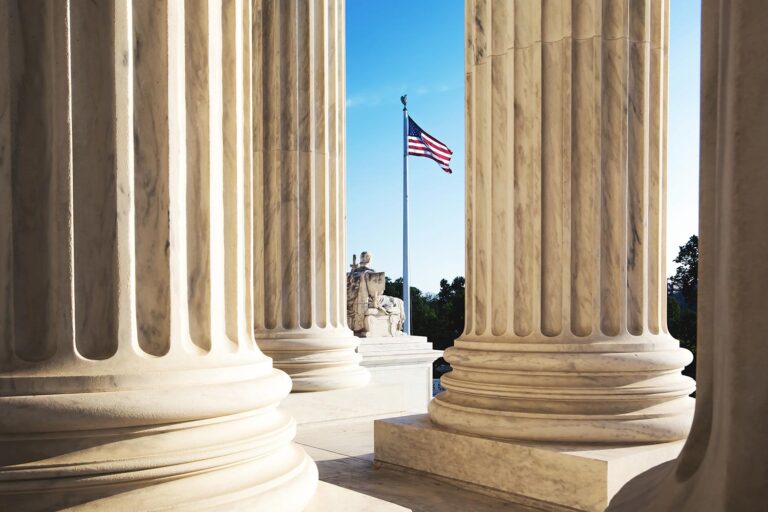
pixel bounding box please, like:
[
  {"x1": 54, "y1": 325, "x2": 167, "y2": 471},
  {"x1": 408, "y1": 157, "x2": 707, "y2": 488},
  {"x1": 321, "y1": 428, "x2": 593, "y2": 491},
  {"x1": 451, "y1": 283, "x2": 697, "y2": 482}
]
[
  {"x1": 464, "y1": 0, "x2": 672, "y2": 344},
  {"x1": 430, "y1": 0, "x2": 695, "y2": 444},
  {"x1": 0, "y1": 2, "x2": 318, "y2": 509},
  {"x1": 252, "y1": 0, "x2": 368, "y2": 392}
]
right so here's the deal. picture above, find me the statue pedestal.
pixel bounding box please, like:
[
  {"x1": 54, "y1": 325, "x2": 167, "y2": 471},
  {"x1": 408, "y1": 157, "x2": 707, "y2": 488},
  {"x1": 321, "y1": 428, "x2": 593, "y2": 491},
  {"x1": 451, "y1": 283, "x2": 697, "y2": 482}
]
[
  {"x1": 281, "y1": 336, "x2": 441, "y2": 425},
  {"x1": 359, "y1": 336, "x2": 440, "y2": 414},
  {"x1": 359, "y1": 311, "x2": 403, "y2": 337}
]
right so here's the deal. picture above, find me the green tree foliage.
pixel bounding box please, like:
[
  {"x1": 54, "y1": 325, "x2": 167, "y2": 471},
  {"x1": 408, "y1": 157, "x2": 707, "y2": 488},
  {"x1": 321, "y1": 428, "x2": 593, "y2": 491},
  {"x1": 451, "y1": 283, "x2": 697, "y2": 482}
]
[
  {"x1": 385, "y1": 276, "x2": 465, "y2": 351},
  {"x1": 434, "y1": 277, "x2": 465, "y2": 347},
  {"x1": 668, "y1": 235, "x2": 698, "y2": 308},
  {"x1": 667, "y1": 235, "x2": 698, "y2": 379}
]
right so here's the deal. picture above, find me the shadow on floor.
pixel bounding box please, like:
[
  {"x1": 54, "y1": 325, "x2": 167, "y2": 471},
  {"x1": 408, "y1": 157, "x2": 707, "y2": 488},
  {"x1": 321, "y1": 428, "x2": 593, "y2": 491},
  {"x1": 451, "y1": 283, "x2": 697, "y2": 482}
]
[{"x1": 315, "y1": 454, "x2": 538, "y2": 512}]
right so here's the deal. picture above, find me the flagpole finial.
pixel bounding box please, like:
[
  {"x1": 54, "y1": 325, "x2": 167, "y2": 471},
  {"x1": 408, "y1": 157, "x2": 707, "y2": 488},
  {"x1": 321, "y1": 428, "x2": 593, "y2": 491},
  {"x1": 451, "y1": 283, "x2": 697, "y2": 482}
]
[{"x1": 400, "y1": 94, "x2": 407, "y2": 110}]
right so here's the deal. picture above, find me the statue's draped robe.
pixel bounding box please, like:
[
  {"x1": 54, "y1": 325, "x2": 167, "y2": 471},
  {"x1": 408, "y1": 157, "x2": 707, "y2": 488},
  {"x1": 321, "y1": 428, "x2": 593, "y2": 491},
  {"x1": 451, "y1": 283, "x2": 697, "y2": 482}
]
[{"x1": 347, "y1": 268, "x2": 385, "y2": 332}]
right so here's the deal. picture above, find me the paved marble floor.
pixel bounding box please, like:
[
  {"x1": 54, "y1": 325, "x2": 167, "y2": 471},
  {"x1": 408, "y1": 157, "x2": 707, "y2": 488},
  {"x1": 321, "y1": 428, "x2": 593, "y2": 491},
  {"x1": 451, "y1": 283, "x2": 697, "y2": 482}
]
[{"x1": 296, "y1": 417, "x2": 542, "y2": 512}]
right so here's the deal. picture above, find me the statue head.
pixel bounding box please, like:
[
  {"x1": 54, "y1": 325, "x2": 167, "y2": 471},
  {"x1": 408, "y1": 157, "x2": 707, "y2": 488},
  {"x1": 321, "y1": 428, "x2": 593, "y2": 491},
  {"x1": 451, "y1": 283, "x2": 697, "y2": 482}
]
[{"x1": 359, "y1": 251, "x2": 372, "y2": 267}]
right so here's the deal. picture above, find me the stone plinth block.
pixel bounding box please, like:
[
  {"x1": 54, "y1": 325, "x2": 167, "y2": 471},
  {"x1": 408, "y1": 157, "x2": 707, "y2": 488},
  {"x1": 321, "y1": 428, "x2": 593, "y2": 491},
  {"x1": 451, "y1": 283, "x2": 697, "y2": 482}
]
[
  {"x1": 360, "y1": 335, "x2": 441, "y2": 415},
  {"x1": 375, "y1": 415, "x2": 685, "y2": 512},
  {"x1": 358, "y1": 335, "x2": 439, "y2": 365}
]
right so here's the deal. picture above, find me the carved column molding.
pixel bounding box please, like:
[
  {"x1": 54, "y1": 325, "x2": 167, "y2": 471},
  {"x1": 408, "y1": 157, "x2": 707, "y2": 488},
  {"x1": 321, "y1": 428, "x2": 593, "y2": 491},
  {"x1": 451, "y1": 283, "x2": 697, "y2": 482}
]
[
  {"x1": 0, "y1": 1, "x2": 316, "y2": 509},
  {"x1": 252, "y1": 0, "x2": 369, "y2": 391},
  {"x1": 430, "y1": 0, "x2": 695, "y2": 442}
]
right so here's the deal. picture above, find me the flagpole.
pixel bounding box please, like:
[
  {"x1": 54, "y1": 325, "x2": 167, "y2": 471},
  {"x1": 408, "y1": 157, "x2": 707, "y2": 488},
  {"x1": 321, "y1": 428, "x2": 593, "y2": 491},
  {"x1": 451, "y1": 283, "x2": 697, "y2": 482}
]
[{"x1": 401, "y1": 95, "x2": 411, "y2": 335}]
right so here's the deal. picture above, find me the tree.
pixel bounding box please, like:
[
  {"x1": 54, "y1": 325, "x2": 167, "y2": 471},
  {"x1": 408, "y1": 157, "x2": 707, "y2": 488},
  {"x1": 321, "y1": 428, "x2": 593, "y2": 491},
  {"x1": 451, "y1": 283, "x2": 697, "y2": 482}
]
[
  {"x1": 384, "y1": 276, "x2": 465, "y2": 351},
  {"x1": 432, "y1": 277, "x2": 465, "y2": 350},
  {"x1": 668, "y1": 235, "x2": 698, "y2": 308},
  {"x1": 667, "y1": 235, "x2": 698, "y2": 379}
]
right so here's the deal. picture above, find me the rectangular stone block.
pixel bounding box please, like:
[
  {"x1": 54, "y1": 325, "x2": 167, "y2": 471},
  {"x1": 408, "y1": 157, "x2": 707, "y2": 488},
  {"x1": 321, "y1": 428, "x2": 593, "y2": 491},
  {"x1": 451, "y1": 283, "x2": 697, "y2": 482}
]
[
  {"x1": 360, "y1": 335, "x2": 440, "y2": 414},
  {"x1": 374, "y1": 415, "x2": 685, "y2": 512}
]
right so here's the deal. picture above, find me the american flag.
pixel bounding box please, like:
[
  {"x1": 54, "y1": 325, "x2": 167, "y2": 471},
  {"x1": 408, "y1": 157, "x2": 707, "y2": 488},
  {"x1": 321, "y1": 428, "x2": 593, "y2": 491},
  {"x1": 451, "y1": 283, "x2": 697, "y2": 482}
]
[{"x1": 407, "y1": 116, "x2": 453, "y2": 173}]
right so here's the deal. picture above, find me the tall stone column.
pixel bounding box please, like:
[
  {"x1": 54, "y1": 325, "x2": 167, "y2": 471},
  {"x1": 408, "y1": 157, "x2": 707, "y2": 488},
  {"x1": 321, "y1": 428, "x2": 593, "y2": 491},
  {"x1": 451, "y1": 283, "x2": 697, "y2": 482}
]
[
  {"x1": 252, "y1": 0, "x2": 369, "y2": 391},
  {"x1": 0, "y1": 1, "x2": 316, "y2": 509},
  {"x1": 609, "y1": 1, "x2": 768, "y2": 510},
  {"x1": 429, "y1": 0, "x2": 694, "y2": 443}
]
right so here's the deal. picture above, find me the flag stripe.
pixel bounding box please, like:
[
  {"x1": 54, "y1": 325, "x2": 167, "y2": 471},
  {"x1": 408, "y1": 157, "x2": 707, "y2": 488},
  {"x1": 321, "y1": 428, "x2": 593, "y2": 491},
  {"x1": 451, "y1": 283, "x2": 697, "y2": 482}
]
[
  {"x1": 408, "y1": 138, "x2": 451, "y2": 160},
  {"x1": 412, "y1": 150, "x2": 451, "y2": 170},
  {"x1": 406, "y1": 115, "x2": 453, "y2": 173},
  {"x1": 408, "y1": 145, "x2": 451, "y2": 164},
  {"x1": 421, "y1": 139, "x2": 452, "y2": 158},
  {"x1": 421, "y1": 131, "x2": 452, "y2": 153}
]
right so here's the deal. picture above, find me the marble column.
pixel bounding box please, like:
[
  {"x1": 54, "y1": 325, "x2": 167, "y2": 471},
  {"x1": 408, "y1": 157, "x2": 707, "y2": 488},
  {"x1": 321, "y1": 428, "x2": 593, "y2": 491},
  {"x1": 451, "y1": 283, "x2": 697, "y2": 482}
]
[
  {"x1": 609, "y1": 0, "x2": 768, "y2": 509},
  {"x1": 0, "y1": 1, "x2": 316, "y2": 509},
  {"x1": 430, "y1": 0, "x2": 695, "y2": 442},
  {"x1": 252, "y1": 0, "x2": 369, "y2": 391}
]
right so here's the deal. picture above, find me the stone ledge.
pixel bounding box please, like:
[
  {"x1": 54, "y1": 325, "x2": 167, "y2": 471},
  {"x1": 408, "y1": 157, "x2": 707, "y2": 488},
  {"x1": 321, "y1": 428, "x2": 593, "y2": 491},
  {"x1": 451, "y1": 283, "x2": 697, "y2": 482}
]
[
  {"x1": 374, "y1": 414, "x2": 685, "y2": 512},
  {"x1": 358, "y1": 335, "x2": 441, "y2": 367}
]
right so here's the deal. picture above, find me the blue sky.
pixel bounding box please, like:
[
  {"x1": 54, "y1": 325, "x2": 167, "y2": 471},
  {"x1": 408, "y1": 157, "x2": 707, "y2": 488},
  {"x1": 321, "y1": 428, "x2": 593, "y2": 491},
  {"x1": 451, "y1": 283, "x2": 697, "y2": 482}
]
[{"x1": 346, "y1": 1, "x2": 701, "y2": 293}]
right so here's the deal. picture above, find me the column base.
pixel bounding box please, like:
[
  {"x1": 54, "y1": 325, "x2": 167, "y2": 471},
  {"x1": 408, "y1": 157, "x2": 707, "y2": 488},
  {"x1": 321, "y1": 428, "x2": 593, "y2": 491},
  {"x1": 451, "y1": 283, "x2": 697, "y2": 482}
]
[
  {"x1": 278, "y1": 362, "x2": 371, "y2": 392},
  {"x1": 436, "y1": 336, "x2": 696, "y2": 443},
  {"x1": 374, "y1": 414, "x2": 686, "y2": 512},
  {"x1": 258, "y1": 331, "x2": 371, "y2": 392},
  {"x1": 0, "y1": 363, "x2": 319, "y2": 511},
  {"x1": 10, "y1": 444, "x2": 320, "y2": 512}
]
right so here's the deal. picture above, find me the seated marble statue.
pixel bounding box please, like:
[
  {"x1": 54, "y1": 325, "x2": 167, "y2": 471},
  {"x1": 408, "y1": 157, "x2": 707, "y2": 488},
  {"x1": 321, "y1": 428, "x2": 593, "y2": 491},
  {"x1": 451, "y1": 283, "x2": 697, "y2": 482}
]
[{"x1": 347, "y1": 251, "x2": 405, "y2": 337}]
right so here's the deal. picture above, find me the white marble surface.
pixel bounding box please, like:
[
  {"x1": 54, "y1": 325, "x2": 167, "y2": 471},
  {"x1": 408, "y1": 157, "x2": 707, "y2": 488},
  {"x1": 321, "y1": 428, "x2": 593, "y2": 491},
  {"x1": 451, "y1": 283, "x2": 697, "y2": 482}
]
[
  {"x1": 281, "y1": 334, "x2": 440, "y2": 426},
  {"x1": 358, "y1": 335, "x2": 440, "y2": 364},
  {"x1": 608, "y1": 1, "x2": 768, "y2": 510},
  {"x1": 299, "y1": 418, "x2": 528, "y2": 512},
  {"x1": 0, "y1": 1, "x2": 318, "y2": 509},
  {"x1": 282, "y1": 383, "x2": 410, "y2": 425},
  {"x1": 251, "y1": 0, "x2": 369, "y2": 392},
  {"x1": 306, "y1": 482, "x2": 410, "y2": 512},
  {"x1": 433, "y1": 0, "x2": 694, "y2": 444},
  {"x1": 376, "y1": 414, "x2": 685, "y2": 512},
  {"x1": 360, "y1": 336, "x2": 440, "y2": 415}
]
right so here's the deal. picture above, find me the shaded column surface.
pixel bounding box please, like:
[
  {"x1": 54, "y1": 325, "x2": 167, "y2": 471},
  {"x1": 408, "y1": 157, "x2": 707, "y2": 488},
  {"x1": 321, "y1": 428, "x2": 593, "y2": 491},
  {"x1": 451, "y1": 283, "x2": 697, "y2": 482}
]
[
  {"x1": 430, "y1": 0, "x2": 694, "y2": 442},
  {"x1": 252, "y1": 0, "x2": 369, "y2": 391},
  {"x1": 0, "y1": 1, "x2": 316, "y2": 509},
  {"x1": 609, "y1": 0, "x2": 768, "y2": 509}
]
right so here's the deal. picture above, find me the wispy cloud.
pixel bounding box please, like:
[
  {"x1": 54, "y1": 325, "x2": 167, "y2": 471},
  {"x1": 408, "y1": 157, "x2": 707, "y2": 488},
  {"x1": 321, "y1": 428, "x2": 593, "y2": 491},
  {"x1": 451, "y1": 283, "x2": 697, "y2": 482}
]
[
  {"x1": 346, "y1": 82, "x2": 461, "y2": 110},
  {"x1": 346, "y1": 93, "x2": 385, "y2": 109}
]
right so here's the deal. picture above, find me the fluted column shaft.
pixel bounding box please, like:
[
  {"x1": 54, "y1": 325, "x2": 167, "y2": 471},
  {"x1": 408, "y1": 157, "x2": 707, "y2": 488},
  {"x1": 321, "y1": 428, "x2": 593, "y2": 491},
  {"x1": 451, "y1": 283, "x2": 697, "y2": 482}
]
[
  {"x1": 0, "y1": 1, "x2": 316, "y2": 509},
  {"x1": 252, "y1": 0, "x2": 368, "y2": 391},
  {"x1": 609, "y1": 1, "x2": 768, "y2": 509},
  {"x1": 430, "y1": 0, "x2": 694, "y2": 442}
]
